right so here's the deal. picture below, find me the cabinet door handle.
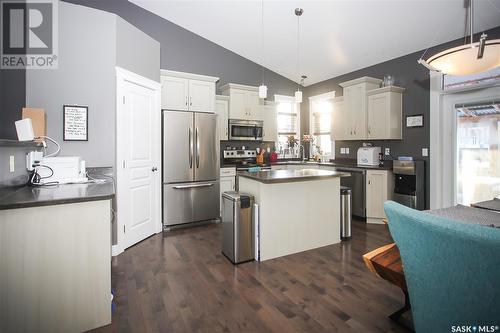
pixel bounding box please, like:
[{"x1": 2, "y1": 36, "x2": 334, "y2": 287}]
[
  {"x1": 185, "y1": 96, "x2": 188, "y2": 106},
  {"x1": 190, "y1": 96, "x2": 193, "y2": 106},
  {"x1": 368, "y1": 180, "x2": 371, "y2": 185},
  {"x1": 368, "y1": 126, "x2": 371, "y2": 135}
]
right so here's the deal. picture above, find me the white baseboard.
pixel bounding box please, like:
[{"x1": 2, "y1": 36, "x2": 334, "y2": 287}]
[{"x1": 366, "y1": 217, "x2": 385, "y2": 224}]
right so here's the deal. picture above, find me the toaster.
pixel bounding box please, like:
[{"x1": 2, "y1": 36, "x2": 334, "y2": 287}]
[{"x1": 357, "y1": 147, "x2": 381, "y2": 166}]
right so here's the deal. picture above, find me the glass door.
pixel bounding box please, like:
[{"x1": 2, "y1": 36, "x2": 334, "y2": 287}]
[{"x1": 456, "y1": 101, "x2": 500, "y2": 205}]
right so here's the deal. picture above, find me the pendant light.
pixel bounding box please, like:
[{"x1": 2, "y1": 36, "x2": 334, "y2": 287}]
[
  {"x1": 295, "y1": 8, "x2": 304, "y2": 103},
  {"x1": 418, "y1": 0, "x2": 500, "y2": 76},
  {"x1": 258, "y1": 0, "x2": 268, "y2": 99}
]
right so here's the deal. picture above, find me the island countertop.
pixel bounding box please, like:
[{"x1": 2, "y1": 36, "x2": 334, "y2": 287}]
[{"x1": 238, "y1": 169, "x2": 350, "y2": 184}]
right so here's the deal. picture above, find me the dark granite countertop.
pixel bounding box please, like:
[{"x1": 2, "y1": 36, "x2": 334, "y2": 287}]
[
  {"x1": 239, "y1": 169, "x2": 350, "y2": 184},
  {"x1": 0, "y1": 180, "x2": 115, "y2": 210},
  {"x1": 272, "y1": 159, "x2": 393, "y2": 171}
]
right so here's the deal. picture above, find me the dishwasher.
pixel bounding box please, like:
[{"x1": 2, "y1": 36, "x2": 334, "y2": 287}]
[{"x1": 335, "y1": 167, "x2": 366, "y2": 218}]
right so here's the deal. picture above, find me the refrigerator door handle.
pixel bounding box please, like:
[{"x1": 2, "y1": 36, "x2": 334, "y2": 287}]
[
  {"x1": 189, "y1": 127, "x2": 193, "y2": 169},
  {"x1": 196, "y1": 126, "x2": 200, "y2": 168},
  {"x1": 173, "y1": 183, "x2": 214, "y2": 189}
]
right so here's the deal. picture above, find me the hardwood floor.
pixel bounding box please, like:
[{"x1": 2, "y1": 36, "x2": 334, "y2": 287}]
[{"x1": 91, "y1": 220, "x2": 411, "y2": 333}]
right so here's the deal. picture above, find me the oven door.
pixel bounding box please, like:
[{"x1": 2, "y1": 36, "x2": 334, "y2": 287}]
[{"x1": 229, "y1": 120, "x2": 263, "y2": 141}]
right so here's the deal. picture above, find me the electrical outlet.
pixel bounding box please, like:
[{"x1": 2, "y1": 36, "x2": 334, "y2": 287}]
[
  {"x1": 385, "y1": 148, "x2": 391, "y2": 156},
  {"x1": 422, "y1": 148, "x2": 429, "y2": 157},
  {"x1": 345, "y1": 148, "x2": 350, "y2": 154},
  {"x1": 9, "y1": 156, "x2": 15, "y2": 172}
]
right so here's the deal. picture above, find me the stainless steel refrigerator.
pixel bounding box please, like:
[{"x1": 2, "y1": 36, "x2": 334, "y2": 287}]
[{"x1": 162, "y1": 110, "x2": 219, "y2": 226}]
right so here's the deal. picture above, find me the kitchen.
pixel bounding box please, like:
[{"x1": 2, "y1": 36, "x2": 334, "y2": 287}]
[{"x1": 0, "y1": 1, "x2": 499, "y2": 332}]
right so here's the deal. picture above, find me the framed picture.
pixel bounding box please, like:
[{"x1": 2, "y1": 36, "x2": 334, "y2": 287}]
[
  {"x1": 63, "y1": 105, "x2": 88, "y2": 141},
  {"x1": 406, "y1": 114, "x2": 424, "y2": 128}
]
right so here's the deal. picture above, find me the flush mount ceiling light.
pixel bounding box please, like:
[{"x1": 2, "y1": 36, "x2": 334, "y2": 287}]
[
  {"x1": 258, "y1": 0, "x2": 267, "y2": 99},
  {"x1": 418, "y1": 0, "x2": 500, "y2": 76},
  {"x1": 295, "y1": 8, "x2": 304, "y2": 103}
]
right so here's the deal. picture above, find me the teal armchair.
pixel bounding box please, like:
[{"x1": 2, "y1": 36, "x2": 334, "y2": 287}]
[{"x1": 384, "y1": 201, "x2": 500, "y2": 333}]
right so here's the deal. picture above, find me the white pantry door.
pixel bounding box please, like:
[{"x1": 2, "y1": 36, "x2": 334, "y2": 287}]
[{"x1": 116, "y1": 68, "x2": 161, "y2": 252}]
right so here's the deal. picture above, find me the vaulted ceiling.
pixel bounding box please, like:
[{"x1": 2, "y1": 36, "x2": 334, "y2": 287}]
[{"x1": 130, "y1": 0, "x2": 500, "y2": 86}]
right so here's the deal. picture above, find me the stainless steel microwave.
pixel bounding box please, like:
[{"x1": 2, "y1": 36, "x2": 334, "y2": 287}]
[{"x1": 228, "y1": 119, "x2": 263, "y2": 141}]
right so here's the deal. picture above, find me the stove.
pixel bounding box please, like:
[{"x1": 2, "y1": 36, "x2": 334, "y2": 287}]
[{"x1": 222, "y1": 149, "x2": 271, "y2": 171}]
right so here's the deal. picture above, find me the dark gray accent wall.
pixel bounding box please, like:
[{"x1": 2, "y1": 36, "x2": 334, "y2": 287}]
[
  {"x1": 302, "y1": 25, "x2": 500, "y2": 209},
  {"x1": 0, "y1": 70, "x2": 25, "y2": 139},
  {"x1": 62, "y1": 0, "x2": 298, "y2": 97}
]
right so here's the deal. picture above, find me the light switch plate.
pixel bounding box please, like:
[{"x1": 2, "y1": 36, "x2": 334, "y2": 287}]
[
  {"x1": 385, "y1": 148, "x2": 391, "y2": 156},
  {"x1": 345, "y1": 148, "x2": 349, "y2": 154},
  {"x1": 9, "y1": 156, "x2": 15, "y2": 172},
  {"x1": 422, "y1": 148, "x2": 429, "y2": 157},
  {"x1": 340, "y1": 148, "x2": 345, "y2": 154}
]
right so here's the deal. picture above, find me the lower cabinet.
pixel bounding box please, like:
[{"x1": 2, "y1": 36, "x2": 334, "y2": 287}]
[
  {"x1": 220, "y1": 167, "x2": 236, "y2": 216},
  {"x1": 366, "y1": 170, "x2": 393, "y2": 224}
]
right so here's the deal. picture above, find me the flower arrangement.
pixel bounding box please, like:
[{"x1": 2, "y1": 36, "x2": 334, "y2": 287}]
[
  {"x1": 287, "y1": 135, "x2": 298, "y2": 148},
  {"x1": 302, "y1": 134, "x2": 314, "y2": 143}
]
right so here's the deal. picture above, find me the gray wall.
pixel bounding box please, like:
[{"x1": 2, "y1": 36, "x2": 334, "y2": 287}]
[
  {"x1": 116, "y1": 17, "x2": 160, "y2": 82},
  {"x1": 302, "y1": 25, "x2": 500, "y2": 209},
  {"x1": 25, "y1": 2, "x2": 160, "y2": 168},
  {"x1": 62, "y1": 0, "x2": 298, "y2": 97},
  {"x1": 0, "y1": 70, "x2": 25, "y2": 140},
  {"x1": 26, "y1": 2, "x2": 117, "y2": 167},
  {"x1": 0, "y1": 145, "x2": 42, "y2": 186}
]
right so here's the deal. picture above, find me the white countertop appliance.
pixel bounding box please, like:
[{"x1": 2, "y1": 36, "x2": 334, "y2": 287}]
[{"x1": 357, "y1": 147, "x2": 381, "y2": 166}]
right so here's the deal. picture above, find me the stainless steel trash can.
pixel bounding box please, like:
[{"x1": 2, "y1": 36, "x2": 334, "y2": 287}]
[
  {"x1": 340, "y1": 186, "x2": 352, "y2": 239},
  {"x1": 222, "y1": 191, "x2": 255, "y2": 264}
]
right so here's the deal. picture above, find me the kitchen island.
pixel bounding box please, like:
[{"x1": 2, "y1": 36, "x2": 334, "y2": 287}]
[{"x1": 239, "y1": 169, "x2": 349, "y2": 261}]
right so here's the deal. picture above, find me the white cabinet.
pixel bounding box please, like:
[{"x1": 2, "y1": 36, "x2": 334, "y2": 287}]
[
  {"x1": 366, "y1": 170, "x2": 393, "y2": 224},
  {"x1": 221, "y1": 83, "x2": 262, "y2": 120},
  {"x1": 330, "y1": 96, "x2": 347, "y2": 141},
  {"x1": 220, "y1": 167, "x2": 236, "y2": 215},
  {"x1": 215, "y1": 95, "x2": 229, "y2": 141},
  {"x1": 339, "y1": 77, "x2": 381, "y2": 140},
  {"x1": 262, "y1": 102, "x2": 277, "y2": 142},
  {"x1": 188, "y1": 80, "x2": 215, "y2": 112},
  {"x1": 160, "y1": 70, "x2": 218, "y2": 112},
  {"x1": 366, "y1": 86, "x2": 405, "y2": 140},
  {"x1": 161, "y1": 76, "x2": 189, "y2": 111}
]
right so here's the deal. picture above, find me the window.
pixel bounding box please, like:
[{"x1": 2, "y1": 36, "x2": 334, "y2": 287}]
[
  {"x1": 456, "y1": 101, "x2": 500, "y2": 205},
  {"x1": 309, "y1": 92, "x2": 335, "y2": 159},
  {"x1": 275, "y1": 95, "x2": 299, "y2": 148}
]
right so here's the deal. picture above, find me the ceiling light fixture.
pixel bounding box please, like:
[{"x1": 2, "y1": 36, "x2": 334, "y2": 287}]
[
  {"x1": 418, "y1": 0, "x2": 500, "y2": 76},
  {"x1": 294, "y1": 8, "x2": 304, "y2": 103},
  {"x1": 258, "y1": 0, "x2": 267, "y2": 99}
]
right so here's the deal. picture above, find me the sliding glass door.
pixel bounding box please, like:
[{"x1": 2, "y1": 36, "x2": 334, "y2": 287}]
[{"x1": 456, "y1": 101, "x2": 500, "y2": 205}]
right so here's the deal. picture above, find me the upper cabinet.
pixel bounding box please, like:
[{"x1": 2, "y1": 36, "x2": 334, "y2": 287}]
[
  {"x1": 220, "y1": 83, "x2": 262, "y2": 120},
  {"x1": 215, "y1": 95, "x2": 229, "y2": 141},
  {"x1": 330, "y1": 96, "x2": 346, "y2": 141},
  {"x1": 339, "y1": 77, "x2": 382, "y2": 140},
  {"x1": 366, "y1": 86, "x2": 405, "y2": 140},
  {"x1": 160, "y1": 70, "x2": 218, "y2": 113},
  {"x1": 262, "y1": 102, "x2": 278, "y2": 142}
]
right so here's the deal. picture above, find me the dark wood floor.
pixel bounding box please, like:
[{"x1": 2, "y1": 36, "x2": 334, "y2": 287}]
[{"x1": 91, "y1": 220, "x2": 411, "y2": 333}]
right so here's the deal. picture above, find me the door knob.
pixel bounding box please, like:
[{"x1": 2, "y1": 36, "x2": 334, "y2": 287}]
[{"x1": 152, "y1": 167, "x2": 158, "y2": 172}]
